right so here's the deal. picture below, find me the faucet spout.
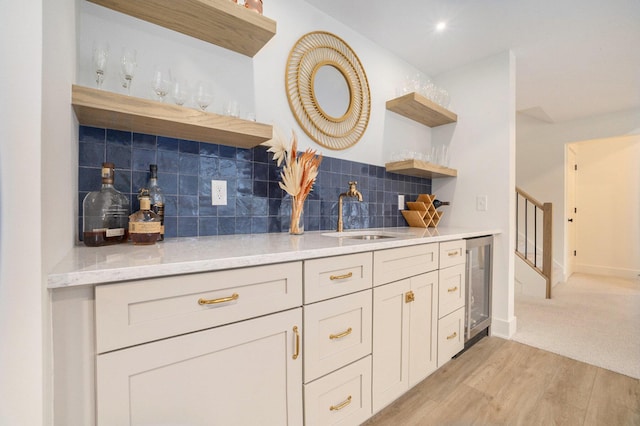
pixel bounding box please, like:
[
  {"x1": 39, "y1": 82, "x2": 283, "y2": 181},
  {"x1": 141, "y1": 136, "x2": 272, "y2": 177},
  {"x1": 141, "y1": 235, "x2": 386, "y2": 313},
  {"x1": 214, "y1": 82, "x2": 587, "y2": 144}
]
[{"x1": 337, "y1": 181, "x2": 364, "y2": 232}]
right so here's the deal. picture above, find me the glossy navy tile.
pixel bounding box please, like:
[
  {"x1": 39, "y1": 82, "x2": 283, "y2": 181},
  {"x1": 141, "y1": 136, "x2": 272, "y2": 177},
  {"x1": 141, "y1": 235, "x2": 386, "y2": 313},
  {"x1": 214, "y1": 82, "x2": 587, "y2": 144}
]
[{"x1": 77, "y1": 127, "x2": 433, "y2": 240}]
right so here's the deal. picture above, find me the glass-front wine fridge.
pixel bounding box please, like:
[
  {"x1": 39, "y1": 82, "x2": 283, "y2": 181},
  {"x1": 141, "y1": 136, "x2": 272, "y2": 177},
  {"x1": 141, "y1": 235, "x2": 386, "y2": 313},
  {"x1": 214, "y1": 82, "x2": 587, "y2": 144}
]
[{"x1": 464, "y1": 235, "x2": 493, "y2": 344}]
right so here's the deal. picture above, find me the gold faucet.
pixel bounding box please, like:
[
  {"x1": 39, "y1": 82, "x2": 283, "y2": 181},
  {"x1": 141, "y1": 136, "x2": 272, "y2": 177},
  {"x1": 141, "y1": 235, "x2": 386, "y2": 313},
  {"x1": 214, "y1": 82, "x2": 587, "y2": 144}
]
[{"x1": 337, "y1": 181, "x2": 363, "y2": 232}]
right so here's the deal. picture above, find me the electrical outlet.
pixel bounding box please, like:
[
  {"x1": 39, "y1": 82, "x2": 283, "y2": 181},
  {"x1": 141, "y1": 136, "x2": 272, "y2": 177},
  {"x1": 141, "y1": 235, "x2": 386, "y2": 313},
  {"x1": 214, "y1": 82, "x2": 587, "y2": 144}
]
[
  {"x1": 211, "y1": 180, "x2": 227, "y2": 206},
  {"x1": 398, "y1": 194, "x2": 405, "y2": 210},
  {"x1": 476, "y1": 195, "x2": 488, "y2": 211}
]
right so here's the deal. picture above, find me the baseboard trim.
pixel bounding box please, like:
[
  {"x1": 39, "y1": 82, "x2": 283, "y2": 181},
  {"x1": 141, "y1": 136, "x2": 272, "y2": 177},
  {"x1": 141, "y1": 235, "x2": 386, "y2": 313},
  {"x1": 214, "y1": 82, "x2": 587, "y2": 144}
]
[
  {"x1": 575, "y1": 264, "x2": 640, "y2": 280},
  {"x1": 490, "y1": 315, "x2": 517, "y2": 339}
]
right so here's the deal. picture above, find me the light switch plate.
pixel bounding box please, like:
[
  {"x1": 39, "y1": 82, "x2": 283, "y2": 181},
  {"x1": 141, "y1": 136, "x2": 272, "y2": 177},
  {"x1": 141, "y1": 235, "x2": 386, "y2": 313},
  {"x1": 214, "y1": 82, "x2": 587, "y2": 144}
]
[
  {"x1": 476, "y1": 195, "x2": 488, "y2": 211},
  {"x1": 211, "y1": 180, "x2": 227, "y2": 206},
  {"x1": 398, "y1": 194, "x2": 405, "y2": 210}
]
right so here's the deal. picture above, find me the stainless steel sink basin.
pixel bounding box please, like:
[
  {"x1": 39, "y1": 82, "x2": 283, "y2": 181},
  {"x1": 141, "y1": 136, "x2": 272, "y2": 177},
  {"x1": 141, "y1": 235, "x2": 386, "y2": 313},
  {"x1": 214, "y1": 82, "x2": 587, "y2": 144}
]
[
  {"x1": 344, "y1": 234, "x2": 395, "y2": 240},
  {"x1": 321, "y1": 231, "x2": 397, "y2": 240}
]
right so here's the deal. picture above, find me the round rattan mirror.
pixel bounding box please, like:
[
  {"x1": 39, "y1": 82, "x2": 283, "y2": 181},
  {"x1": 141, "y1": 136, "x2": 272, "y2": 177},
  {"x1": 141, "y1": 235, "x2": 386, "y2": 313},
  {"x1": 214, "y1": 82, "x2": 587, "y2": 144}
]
[{"x1": 285, "y1": 31, "x2": 371, "y2": 150}]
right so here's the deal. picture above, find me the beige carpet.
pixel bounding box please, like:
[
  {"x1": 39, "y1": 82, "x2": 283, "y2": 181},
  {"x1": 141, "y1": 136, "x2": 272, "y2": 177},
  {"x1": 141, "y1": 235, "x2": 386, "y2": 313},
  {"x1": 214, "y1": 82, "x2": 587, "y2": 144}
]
[{"x1": 513, "y1": 273, "x2": 640, "y2": 379}]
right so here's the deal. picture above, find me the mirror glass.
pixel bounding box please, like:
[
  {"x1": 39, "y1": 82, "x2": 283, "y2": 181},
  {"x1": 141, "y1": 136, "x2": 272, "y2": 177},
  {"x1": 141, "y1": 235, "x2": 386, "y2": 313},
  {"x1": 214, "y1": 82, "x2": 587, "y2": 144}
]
[{"x1": 313, "y1": 65, "x2": 350, "y2": 119}]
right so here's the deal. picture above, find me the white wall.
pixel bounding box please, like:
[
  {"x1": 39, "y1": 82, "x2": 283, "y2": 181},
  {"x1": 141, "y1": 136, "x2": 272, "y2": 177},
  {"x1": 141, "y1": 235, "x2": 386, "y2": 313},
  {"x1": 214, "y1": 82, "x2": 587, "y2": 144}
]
[
  {"x1": 573, "y1": 135, "x2": 640, "y2": 278},
  {"x1": 0, "y1": 1, "x2": 44, "y2": 424},
  {"x1": 79, "y1": 0, "x2": 433, "y2": 166},
  {"x1": 431, "y1": 51, "x2": 517, "y2": 338},
  {"x1": 516, "y1": 107, "x2": 640, "y2": 280}
]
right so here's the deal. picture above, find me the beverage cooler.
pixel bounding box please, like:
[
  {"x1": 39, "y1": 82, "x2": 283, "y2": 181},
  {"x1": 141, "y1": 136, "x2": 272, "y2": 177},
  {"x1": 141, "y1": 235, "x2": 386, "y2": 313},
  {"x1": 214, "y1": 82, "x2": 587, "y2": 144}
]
[{"x1": 464, "y1": 235, "x2": 493, "y2": 346}]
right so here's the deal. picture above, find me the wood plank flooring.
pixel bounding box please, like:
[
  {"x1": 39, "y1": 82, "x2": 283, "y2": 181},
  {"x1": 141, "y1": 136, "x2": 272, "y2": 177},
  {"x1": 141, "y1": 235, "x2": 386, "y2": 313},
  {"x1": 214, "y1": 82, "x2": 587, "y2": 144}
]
[{"x1": 363, "y1": 337, "x2": 640, "y2": 426}]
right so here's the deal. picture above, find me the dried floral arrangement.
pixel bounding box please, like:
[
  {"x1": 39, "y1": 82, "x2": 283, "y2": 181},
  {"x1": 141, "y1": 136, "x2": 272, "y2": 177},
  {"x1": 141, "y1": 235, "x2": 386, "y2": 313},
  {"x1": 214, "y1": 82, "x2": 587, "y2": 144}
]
[{"x1": 262, "y1": 128, "x2": 323, "y2": 234}]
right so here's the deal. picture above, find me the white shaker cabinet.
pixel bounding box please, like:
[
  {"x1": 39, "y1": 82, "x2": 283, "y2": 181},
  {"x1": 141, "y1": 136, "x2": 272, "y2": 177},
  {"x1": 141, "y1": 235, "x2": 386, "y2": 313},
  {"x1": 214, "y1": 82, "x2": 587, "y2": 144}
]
[
  {"x1": 97, "y1": 307, "x2": 303, "y2": 425},
  {"x1": 371, "y1": 271, "x2": 438, "y2": 413},
  {"x1": 95, "y1": 262, "x2": 304, "y2": 426},
  {"x1": 437, "y1": 240, "x2": 466, "y2": 367}
]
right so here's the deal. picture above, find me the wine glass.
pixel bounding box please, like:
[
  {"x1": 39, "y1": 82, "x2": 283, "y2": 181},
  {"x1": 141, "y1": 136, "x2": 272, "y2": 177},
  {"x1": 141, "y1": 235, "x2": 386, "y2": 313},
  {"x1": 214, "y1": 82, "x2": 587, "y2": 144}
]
[
  {"x1": 171, "y1": 79, "x2": 189, "y2": 106},
  {"x1": 120, "y1": 48, "x2": 137, "y2": 95},
  {"x1": 195, "y1": 81, "x2": 213, "y2": 111},
  {"x1": 92, "y1": 43, "x2": 109, "y2": 89},
  {"x1": 151, "y1": 68, "x2": 170, "y2": 102}
]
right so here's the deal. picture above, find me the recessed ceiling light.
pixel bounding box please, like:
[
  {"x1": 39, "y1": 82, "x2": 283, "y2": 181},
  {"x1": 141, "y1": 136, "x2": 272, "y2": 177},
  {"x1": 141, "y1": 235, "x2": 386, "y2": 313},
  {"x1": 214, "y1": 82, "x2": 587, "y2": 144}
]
[{"x1": 436, "y1": 21, "x2": 447, "y2": 32}]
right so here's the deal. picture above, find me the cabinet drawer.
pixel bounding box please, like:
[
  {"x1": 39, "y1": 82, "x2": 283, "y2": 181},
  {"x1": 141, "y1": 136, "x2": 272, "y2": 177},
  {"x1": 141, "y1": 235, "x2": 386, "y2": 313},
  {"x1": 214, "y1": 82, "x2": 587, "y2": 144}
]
[
  {"x1": 437, "y1": 307, "x2": 464, "y2": 368},
  {"x1": 439, "y1": 239, "x2": 466, "y2": 269},
  {"x1": 304, "y1": 355, "x2": 372, "y2": 426},
  {"x1": 304, "y1": 252, "x2": 372, "y2": 304},
  {"x1": 95, "y1": 262, "x2": 302, "y2": 353},
  {"x1": 304, "y1": 290, "x2": 372, "y2": 383},
  {"x1": 438, "y1": 263, "x2": 466, "y2": 318},
  {"x1": 373, "y1": 243, "x2": 438, "y2": 286}
]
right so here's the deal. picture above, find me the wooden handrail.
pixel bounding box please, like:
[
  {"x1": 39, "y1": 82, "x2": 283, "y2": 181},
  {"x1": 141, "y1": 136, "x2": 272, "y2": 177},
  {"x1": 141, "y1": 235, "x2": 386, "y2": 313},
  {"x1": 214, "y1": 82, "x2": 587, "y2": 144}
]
[{"x1": 515, "y1": 187, "x2": 553, "y2": 298}]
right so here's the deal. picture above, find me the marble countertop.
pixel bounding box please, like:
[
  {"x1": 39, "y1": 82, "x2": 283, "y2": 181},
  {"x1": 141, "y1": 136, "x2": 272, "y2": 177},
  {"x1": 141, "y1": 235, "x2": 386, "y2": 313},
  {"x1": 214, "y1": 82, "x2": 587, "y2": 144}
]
[{"x1": 47, "y1": 227, "x2": 500, "y2": 289}]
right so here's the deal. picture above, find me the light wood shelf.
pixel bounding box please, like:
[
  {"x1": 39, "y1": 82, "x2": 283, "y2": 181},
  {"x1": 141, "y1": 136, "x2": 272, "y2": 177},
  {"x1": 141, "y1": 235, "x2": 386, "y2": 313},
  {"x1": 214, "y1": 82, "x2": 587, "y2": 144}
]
[
  {"x1": 88, "y1": 0, "x2": 277, "y2": 57},
  {"x1": 72, "y1": 85, "x2": 272, "y2": 148},
  {"x1": 386, "y1": 92, "x2": 457, "y2": 127},
  {"x1": 385, "y1": 159, "x2": 457, "y2": 179}
]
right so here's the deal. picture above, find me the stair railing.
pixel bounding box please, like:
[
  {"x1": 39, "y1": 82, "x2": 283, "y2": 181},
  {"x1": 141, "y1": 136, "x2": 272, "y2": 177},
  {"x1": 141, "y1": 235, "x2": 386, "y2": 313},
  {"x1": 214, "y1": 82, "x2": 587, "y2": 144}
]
[{"x1": 515, "y1": 187, "x2": 553, "y2": 298}]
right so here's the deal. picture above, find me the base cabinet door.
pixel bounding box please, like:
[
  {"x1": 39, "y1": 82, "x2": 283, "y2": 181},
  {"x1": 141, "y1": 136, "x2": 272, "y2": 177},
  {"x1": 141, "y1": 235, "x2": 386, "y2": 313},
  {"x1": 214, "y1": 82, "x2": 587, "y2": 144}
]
[
  {"x1": 372, "y1": 271, "x2": 438, "y2": 413},
  {"x1": 96, "y1": 308, "x2": 303, "y2": 426}
]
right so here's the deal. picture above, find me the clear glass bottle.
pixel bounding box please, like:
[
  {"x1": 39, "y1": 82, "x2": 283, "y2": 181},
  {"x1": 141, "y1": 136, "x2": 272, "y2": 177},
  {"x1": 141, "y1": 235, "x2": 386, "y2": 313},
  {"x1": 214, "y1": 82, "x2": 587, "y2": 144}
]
[
  {"x1": 82, "y1": 162, "x2": 130, "y2": 247},
  {"x1": 147, "y1": 164, "x2": 165, "y2": 241},
  {"x1": 129, "y1": 188, "x2": 162, "y2": 245}
]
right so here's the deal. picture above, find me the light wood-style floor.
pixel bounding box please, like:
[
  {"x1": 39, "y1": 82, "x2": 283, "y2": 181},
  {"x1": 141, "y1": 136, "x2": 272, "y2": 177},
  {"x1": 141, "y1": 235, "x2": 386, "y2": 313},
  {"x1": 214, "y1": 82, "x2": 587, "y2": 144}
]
[{"x1": 363, "y1": 337, "x2": 640, "y2": 426}]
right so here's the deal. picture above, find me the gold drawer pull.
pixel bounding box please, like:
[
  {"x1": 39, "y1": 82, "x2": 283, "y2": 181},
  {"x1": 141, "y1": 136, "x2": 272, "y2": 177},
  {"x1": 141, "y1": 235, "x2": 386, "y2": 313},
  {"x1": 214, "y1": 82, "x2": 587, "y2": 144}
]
[
  {"x1": 447, "y1": 286, "x2": 458, "y2": 293},
  {"x1": 198, "y1": 293, "x2": 239, "y2": 305},
  {"x1": 330, "y1": 395, "x2": 352, "y2": 411},
  {"x1": 329, "y1": 327, "x2": 353, "y2": 340},
  {"x1": 447, "y1": 332, "x2": 457, "y2": 340},
  {"x1": 330, "y1": 272, "x2": 353, "y2": 281},
  {"x1": 293, "y1": 326, "x2": 300, "y2": 360},
  {"x1": 448, "y1": 250, "x2": 459, "y2": 257}
]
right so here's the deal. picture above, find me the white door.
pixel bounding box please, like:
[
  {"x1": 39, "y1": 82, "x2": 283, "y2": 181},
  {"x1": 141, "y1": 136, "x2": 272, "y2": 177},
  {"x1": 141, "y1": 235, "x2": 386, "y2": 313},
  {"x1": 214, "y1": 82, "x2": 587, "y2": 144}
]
[
  {"x1": 408, "y1": 271, "x2": 438, "y2": 386},
  {"x1": 566, "y1": 145, "x2": 577, "y2": 278},
  {"x1": 96, "y1": 308, "x2": 303, "y2": 426},
  {"x1": 372, "y1": 279, "x2": 410, "y2": 413}
]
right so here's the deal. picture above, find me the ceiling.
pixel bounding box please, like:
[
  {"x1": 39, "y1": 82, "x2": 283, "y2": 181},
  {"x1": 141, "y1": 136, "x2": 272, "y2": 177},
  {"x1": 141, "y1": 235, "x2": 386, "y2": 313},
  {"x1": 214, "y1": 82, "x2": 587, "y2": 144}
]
[{"x1": 305, "y1": 0, "x2": 640, "y2": 123}]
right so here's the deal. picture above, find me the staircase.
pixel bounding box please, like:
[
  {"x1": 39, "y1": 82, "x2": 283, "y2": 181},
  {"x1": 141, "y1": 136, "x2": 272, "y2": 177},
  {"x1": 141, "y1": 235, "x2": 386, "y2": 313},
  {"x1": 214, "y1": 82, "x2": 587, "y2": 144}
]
[{"x1": 515, "y1": 187, "x2": 553, "y2": 298}]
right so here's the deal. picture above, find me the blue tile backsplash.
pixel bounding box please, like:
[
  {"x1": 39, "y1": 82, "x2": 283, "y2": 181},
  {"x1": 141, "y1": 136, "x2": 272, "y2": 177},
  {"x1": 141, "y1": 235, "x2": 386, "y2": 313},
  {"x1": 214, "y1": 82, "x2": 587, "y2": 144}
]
[{"x1": 78, "y1": 126, "x2": 432, "y2": 239}]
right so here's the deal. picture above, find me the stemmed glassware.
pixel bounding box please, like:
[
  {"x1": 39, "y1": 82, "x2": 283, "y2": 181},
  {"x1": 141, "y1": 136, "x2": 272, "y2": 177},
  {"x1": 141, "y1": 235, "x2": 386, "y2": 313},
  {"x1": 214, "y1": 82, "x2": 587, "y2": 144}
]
[
  {"x1": 120, "y1": 48, "x2": 137, "y2": 95},
  {"x1": 92, "y1": 43, "x2": 110, "y2": 89},
  {"x1": 151, "y1": 68, "x2": 170, "y2": 102},
  {"x1": 195, "y1": 81, "x2": 213, "y2": 111},
  {"x1": 171, "y1": 79, "x2": 189, "y2": 106}
]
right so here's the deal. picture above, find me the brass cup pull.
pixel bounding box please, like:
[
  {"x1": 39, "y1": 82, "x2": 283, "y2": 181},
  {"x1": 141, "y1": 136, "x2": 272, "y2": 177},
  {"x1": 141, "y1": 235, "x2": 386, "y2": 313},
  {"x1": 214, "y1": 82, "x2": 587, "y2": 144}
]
[
  {"x1": 330, "y1": 395, "x2": 352, "y2": 411},
  {"x1": 198, "y1": 293, "x2": 239, "y2": 305},
  {"x1": 447, "y1": 332, "x2": 457, "y2": 340},
  {"x1": 292, "y1": 326, "x2": 300, "y2": 360},
  {"x1": 447, "y1": 286, "x2": 458, "y2": 293},
  {"x1": 329, "y1": 327, "x2": 353, "y2": 340},
  {"x1": 330, "y1": 272, "x2": 353, "y2": 281},
  {"x1": 448, "y1": 250, "x2": 459, "y2": 257}
]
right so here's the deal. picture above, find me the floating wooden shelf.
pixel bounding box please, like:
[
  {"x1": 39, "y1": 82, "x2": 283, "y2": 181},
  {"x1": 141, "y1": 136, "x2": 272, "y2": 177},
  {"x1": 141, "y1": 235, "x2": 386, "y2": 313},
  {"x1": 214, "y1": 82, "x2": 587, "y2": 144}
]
[
  {"x1": 72, "y1": 85, "x2": 272, "y2": 148},
  {"x1": 88, "y1": 0, "x2": 277, "y2": 57},
  {"x1": 386, "y1": 92, "x2": 457, "y2": 127},
  {"x1": 385, "y1": 159, "x2": 457, "y2": 179}
]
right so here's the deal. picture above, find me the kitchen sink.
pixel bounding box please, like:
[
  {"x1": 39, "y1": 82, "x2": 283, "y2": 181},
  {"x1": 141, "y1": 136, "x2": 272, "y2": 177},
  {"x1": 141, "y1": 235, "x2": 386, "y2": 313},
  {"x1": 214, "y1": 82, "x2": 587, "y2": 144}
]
[{"x1": 321, "y1": 231, "x2": 398, "y2": 240}]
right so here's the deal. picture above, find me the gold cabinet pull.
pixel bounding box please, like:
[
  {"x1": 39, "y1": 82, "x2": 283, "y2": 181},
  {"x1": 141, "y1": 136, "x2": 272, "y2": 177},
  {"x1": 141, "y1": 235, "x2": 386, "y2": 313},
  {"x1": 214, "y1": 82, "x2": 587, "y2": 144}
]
[
  {"x1": 448, "y1": 250, "x2": 459, "y2": 257},
  {"x1": 292, "y1": 326, "x2": 300, "y2": 360},
  {"x1": 329, "y1": 395, "x2": 352, "y2": 411},
  {"x1": 329, "y1": 327, "x2": 353, "y2": 340},
  {"x1": 447, "y1": 332, "x2": 457, "y2": 340},
  {"x1": 198, "y1": 293, "x2": 239, "y2": 305},
  {"x1": 447, "y1": 286, "x2": 458, "y2": 293},
  {"x1": 330, "y1": 272, "x2": 353, "y2": 281},
  {"x1": 405, "y1": 290, "x2": 415, "y2": 303}
]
